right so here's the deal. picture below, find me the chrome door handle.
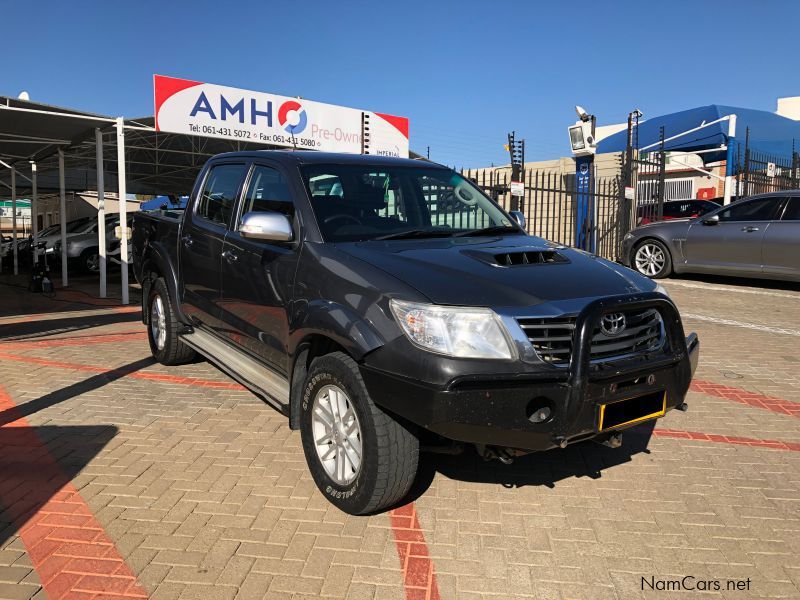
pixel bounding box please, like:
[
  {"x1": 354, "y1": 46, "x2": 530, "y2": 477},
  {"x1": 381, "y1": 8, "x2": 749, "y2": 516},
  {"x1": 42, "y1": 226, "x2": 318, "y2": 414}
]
[
  {"x1": 741, "y1": 226, "x2": 759, "y2": 232},
  {"x1": 181, "y1": 235, "x2": 193, "y2": 247},
  {"x1": 222, "y1": 250, "x2": 238, "y2": 263}
]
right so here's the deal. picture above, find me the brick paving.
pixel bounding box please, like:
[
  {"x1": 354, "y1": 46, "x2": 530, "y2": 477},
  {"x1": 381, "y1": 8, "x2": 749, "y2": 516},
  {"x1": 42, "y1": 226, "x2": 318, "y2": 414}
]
[{"x1": 0, "y1": 274, "x2": 799, "y2": 599}]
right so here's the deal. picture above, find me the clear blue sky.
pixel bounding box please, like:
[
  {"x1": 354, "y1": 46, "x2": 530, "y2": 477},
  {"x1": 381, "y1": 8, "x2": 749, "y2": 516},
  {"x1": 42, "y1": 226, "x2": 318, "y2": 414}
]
[{"x1": 4, "y1": 0, "x2": 799, "y2": 167}]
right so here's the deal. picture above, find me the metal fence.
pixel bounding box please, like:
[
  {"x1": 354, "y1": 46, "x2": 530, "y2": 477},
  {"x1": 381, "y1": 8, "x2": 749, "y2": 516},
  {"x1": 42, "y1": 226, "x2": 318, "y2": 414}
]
[
  {"x1": 736, "y1": 129, "x2": 799, "y2": 196},
  {"x1": 461, "y1": 167, "x2": 628, "y2": 261}
]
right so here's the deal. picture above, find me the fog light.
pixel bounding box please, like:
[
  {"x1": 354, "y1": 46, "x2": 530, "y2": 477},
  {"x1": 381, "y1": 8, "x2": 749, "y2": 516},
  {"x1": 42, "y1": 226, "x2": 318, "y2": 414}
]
[{"x1": 527, "y1": 397, "x2": 553, "y2": 424}]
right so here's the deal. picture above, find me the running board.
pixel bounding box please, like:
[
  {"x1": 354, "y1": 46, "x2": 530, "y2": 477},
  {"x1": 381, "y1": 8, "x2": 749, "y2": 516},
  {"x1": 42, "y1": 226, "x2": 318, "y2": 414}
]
[{"x1": 179, "y1": 327, "x2": 290, "y2": 414}]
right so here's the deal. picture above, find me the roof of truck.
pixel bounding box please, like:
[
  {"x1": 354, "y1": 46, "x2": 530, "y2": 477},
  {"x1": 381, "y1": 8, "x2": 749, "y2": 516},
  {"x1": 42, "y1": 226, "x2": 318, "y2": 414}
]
[{"x1": 208, "y1": 150, "x2": 446, "y2": 169}]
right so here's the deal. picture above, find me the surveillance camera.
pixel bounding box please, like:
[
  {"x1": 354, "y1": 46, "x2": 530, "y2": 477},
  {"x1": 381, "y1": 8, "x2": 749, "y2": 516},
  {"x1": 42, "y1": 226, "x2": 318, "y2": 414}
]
[
  {"x1": 575, "y1": 105, "x2": 590, "y2": 122},
  {"x1": 632, "y1": 108, "x2": 643, "y2": 119}
]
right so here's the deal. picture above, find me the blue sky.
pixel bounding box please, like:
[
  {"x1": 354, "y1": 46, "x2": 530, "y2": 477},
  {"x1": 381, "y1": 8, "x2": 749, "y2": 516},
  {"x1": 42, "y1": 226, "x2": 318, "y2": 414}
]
[{"x1": 3, "y1": 0, "x2": 799, "y2": 167}]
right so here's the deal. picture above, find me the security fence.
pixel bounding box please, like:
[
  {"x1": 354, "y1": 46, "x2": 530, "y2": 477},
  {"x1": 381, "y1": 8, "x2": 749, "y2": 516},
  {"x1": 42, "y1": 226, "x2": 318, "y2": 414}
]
[
  {"x1": 461, "y1": 166, "x2": 629, "y2": 261},
  {"x1": 736, "y1": 129, "x2": 799, "y2": 197}
]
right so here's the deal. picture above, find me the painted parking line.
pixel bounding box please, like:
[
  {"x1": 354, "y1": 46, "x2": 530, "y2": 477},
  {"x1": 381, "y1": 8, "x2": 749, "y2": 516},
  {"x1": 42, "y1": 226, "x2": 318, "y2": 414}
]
[
  {"x1": 664, "y1": 279, "x2": 800, "y2": 300},
  {"x1": 652, "y1": 427, "x2": 800, "y2": 451},
  {"x1": 0, "y1": 384, "x2": 148, "y2": 599},
  {"x1": 390, "y1": 504, "x2": 441, "y2": 600},
  {"x1": 0, "y1": 350, "x2": 246, "y2": 390},
  {"x1": 691, "y1": 379, "x2": 800, "y2": 417},
  {"x1": 0, "y1": 330, "x2": 147, "y2": 349},
  {"x1": 681, "y1": 313, "x2": 800, "y2": 336}
]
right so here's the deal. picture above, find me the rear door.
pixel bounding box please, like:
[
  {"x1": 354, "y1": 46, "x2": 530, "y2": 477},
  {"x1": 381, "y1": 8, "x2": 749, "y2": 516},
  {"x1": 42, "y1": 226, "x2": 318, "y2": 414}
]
[
  {"x1": 180, "y1": 161, "x2": 248, "y2": 329},
  {"x1": 219, "y1": 161, "x2": 300, "y2": 374},
  {"x1": 684, "y1": 196, "x2": 782, "y2": 276},
  {"x1": 762, "y1": 196, "x2": 800, "y2": 279}
]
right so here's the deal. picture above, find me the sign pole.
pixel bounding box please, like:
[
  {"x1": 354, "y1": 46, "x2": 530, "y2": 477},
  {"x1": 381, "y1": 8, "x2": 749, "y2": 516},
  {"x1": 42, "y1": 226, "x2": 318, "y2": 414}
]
[{"x1": 574, "y1": 155, "x2": 594, "y2": 252}]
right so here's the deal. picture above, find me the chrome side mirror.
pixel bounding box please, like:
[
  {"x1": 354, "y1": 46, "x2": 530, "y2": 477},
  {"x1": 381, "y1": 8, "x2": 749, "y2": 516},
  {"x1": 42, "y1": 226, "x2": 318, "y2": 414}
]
[
  {"x1": 239, "y1": 211, "x2": 293, "y2": 242},
  {"x1": 509, "y1": 210, "x2": 526, "y2": 230},
  {"x1": 702, "y1": 215, "x2": 719, "y2": 226}
]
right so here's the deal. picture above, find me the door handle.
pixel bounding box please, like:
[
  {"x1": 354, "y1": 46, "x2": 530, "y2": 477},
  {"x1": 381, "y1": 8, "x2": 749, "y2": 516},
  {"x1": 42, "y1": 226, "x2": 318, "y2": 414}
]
[
  {"x1": 741, "y1": 226, "x2": 759, "y2": 232},
  {"x1": 181, "y1": 235, "x2": 193, "y2": 247},
  {"x1": 222, "y1": 250, "x2": 238, "y2": 263}
]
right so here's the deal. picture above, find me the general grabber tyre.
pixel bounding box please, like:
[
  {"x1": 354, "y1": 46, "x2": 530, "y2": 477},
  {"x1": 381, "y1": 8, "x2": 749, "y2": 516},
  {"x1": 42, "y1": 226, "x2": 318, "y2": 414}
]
[
  {"x1": 147, "y1": 277, "x2": 195, "y2": 365},
  {"x1": 300, "y1": 352, "x2": 419, "y2": 515}
]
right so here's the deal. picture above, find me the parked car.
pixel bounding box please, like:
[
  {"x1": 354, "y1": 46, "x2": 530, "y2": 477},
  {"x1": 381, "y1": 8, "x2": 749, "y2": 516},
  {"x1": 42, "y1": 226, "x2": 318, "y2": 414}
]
[
  {"x1": 52, "y1": 215, "x2": 124, "y2": 272},
  {"x1": 133, "y1": 151, "x2": 699, "y2": 515},
  {"x1": 637, "y1": 199, "x2": 720, "y2": 225},
  {"x1": 622, "y1": 191, "x2": 800, "y2": 280}
]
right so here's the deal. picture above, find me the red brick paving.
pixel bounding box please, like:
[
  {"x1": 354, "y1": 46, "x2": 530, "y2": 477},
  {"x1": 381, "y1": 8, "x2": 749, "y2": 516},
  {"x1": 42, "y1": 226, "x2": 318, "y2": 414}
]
[
  {"x1": 691, "y1": 378, "x2": 800, "y2": 417},
  {"x1": 652, "y1": 427, "x2": 800, "y2": 451},
  {"x1": 390, "y1": 504, "x2": 440, "y2": 600},
  {"x1": 0, "y1": 384, "x2": 148, "y2": 599}
]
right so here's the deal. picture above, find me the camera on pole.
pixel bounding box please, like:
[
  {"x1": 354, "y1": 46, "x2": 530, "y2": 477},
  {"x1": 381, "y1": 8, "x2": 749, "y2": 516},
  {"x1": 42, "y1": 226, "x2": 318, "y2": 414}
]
[{"x1": 568, "y1": 105, "x2": 597, "y2": 157}]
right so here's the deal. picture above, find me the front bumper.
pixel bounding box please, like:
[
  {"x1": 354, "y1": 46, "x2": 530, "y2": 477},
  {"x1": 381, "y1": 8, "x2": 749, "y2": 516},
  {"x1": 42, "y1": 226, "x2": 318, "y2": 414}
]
[{"x1": 361, "y1": 293, "x2": 699, "y2": 452}]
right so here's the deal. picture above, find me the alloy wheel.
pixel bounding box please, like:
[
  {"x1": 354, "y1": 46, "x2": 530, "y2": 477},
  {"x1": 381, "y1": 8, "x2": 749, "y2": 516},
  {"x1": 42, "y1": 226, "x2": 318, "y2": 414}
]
[
  {"x1": 150, "y1": 294, "x2": 167, "y2": 350},
  {"x1": 634, "y1": 243, "x2": 666, "y2": 277},
  {"x1": 311, "y1": 384, "x2": 362, "y2": 485}
]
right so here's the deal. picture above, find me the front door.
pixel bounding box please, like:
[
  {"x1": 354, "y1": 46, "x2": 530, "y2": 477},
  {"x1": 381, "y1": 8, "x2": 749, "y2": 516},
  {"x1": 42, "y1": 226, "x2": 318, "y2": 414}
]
[
  {"x1": 219, "y1": 163, "x2": 299, "y2": 375},
  {"x1": 180, "y1": 162, "x2": 247, "y2": 330},
  {"x1": 763, "y1": 196, "x2": 800, "y2": 279},
  {"x1": 685, "y1": 196, "x2": 782, "y2": 276}
]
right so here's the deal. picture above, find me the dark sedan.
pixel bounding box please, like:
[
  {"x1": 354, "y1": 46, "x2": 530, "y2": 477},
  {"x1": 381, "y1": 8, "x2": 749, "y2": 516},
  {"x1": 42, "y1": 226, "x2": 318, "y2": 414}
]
[{"x1": 621, "y1": 191, "x2": 800, "y2": 281}]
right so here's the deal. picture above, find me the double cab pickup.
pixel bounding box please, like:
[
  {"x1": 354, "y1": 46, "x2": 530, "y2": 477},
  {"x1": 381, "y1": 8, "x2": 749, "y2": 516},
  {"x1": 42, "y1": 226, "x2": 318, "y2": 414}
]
[{"x1": 132, "y1": 151, "x2": 699, "y2": 514}]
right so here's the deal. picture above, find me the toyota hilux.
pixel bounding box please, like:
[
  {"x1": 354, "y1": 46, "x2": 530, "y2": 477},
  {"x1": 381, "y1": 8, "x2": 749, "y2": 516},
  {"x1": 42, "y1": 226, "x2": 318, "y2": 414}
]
[{"x1": 132, "y1": 151, "x2": 699, "y2": 515}]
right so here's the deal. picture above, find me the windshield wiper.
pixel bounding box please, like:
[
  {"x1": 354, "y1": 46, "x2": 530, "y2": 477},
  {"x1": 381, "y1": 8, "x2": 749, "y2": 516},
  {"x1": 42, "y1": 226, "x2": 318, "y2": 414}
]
[
  {"x1": 373, "y1": 229, "x2": 455, "y2": 241},
  {"x1": 454, "y1": 225, "x2": 522, "y2": 237}
]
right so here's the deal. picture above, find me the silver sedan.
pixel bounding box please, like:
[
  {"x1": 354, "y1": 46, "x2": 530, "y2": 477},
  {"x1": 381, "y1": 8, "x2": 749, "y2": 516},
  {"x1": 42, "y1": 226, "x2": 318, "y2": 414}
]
[{"x1": 620, "y1": 191, "x2": 800, "y2": 281}]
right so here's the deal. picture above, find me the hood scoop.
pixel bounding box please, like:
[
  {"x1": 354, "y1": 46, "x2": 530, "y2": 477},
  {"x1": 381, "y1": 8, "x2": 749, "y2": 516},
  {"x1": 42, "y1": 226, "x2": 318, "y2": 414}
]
[{"x1": 463, "y1": 248, "x2": 570, "y2": 267}]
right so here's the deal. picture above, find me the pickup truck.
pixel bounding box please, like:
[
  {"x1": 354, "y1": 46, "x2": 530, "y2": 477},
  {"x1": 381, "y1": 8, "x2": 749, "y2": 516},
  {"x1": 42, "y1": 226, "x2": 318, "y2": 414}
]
[{"x1": 132, "y1": 151, "x2": 699, "y2": 515}]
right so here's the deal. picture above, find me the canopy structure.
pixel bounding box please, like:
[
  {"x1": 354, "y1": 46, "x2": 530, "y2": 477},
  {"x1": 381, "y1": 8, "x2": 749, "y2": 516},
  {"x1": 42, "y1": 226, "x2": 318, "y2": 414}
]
[
  {"x1": 597, "y1": 104, "x2": 800, "y2": 161},
  {"x1": 0, "y1": 96, "x2": 285, "y2": 302}
]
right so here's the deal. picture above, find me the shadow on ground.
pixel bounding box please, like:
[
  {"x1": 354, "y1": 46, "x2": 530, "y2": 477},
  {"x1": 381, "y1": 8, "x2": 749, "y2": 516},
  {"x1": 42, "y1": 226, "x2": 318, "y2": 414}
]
[
  {"x1": 0, "y1": 424, "x2": 118, "y2": 549},
  {"x1": 0, "y1": 310, "x2": 141, "y2": 341},
  {"x1": 406, "y1": 421, "x2": 655, "y2": 502},
  {"x1": 671, "y1": 273, "x2": 800, "y2": 292}
]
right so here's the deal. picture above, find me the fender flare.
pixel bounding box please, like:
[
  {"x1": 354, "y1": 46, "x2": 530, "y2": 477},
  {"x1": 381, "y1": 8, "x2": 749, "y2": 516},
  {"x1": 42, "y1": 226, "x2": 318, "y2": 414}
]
[
  {"x1": 140, "y1": 242, "x2": 188, "y2": 325},
  {"x1": 287, "y1": 299, "x2": 386, "y2": 429}
]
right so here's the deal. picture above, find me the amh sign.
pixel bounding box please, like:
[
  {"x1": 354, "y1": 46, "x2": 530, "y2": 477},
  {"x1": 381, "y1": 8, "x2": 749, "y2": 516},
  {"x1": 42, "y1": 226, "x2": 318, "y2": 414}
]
[{"x1": 154, "y1": 75, "x2": 409, "y2": 157}]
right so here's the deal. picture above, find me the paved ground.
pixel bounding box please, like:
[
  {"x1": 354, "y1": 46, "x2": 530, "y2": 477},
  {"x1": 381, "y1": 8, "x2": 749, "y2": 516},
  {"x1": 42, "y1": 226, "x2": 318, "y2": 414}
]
[{"x1": 0, "y1": 273, "x2": 799, "y2": 599}]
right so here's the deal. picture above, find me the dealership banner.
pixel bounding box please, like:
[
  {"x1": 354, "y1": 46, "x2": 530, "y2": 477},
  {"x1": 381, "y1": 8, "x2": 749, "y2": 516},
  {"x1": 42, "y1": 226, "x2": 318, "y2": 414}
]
[{"x1": 154, "y1": 75, "x2": 409, "y2": 157}]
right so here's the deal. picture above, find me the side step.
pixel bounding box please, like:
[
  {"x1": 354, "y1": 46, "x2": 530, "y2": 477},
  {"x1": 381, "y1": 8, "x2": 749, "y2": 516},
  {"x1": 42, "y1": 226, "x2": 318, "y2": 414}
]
[{"x1": 179, "y1": 327, "x2": 290, "y2": 414}]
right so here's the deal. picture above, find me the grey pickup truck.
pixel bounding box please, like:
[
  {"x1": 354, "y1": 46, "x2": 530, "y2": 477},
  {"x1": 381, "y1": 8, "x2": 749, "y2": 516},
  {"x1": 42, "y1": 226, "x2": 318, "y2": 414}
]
[{"x1": 132, "y1": 151, "x2": 699, "y2": 515}]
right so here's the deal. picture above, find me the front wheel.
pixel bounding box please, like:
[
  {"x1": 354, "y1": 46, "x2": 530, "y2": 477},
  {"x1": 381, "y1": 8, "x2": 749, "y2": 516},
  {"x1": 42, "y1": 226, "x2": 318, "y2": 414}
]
[
  {"x1": 80, "y1": 248, "x2": 100, "y2": 273},
  {"x1": 632, "y1": 239, "x2": 672, "y2": 279},
  {"x1": 300, "y1": 352, "x2": 419, "y2": 515}
]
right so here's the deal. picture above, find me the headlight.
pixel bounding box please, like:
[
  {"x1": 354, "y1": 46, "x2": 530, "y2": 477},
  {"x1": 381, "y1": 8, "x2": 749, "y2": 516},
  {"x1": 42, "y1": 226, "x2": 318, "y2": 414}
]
[
  {"x1": 655, "y1": 283, "x2": 670, "y2": 298},
  {"x1": 389, "y1": 299, "x2": 514, "y2": 359}
]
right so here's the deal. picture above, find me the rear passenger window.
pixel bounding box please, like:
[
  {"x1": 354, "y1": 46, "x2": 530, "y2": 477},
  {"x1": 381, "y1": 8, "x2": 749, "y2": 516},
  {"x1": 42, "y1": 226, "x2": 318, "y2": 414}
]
[
  {"x1": 196, "y1": 164, "x2": 246, "y2": 227},
  {"x1": 781, "y1": 198, "x2": 800, "y2": 221},
  {"x1": 240, "y1": 165, "x2": 294, "y2": 223}
]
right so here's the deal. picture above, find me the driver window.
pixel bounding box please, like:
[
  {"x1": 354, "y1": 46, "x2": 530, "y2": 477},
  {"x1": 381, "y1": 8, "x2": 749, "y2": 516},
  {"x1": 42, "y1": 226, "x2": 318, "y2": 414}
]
[
  {"x1": 239, "y1": 165, "x2": 294, "y2": 228},
  {"x1": 717, "y1": 197, "x2": 778, "y2": 222}
]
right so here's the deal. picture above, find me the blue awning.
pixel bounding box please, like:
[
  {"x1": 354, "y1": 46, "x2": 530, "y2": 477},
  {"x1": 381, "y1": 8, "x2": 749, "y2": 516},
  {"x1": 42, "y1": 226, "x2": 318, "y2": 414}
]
[{"x1": 597, "y1": 104, "x2": 800, "y2": 162}]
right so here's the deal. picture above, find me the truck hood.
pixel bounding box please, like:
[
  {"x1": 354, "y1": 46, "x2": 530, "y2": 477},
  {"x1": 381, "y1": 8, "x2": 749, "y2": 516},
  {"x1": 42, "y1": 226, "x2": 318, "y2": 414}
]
[{"x1": 337, "y1": 235, "x2": 654, "y2": 307}]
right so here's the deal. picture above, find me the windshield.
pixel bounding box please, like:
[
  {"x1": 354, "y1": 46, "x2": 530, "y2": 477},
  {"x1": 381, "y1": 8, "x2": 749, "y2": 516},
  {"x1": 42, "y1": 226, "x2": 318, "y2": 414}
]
[
  {"x1": 65, "y1": 218, "x2": 91, "y2": 233},
  {"x1": 301, "y1": 165, "x2": 516, "y2": 242}
]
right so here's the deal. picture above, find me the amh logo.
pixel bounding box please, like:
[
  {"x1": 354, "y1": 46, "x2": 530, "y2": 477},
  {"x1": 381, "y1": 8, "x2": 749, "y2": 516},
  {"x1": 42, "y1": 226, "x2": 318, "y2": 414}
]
[{"x1": 278, "y1": 101, "x2": 308, "y2": 135}]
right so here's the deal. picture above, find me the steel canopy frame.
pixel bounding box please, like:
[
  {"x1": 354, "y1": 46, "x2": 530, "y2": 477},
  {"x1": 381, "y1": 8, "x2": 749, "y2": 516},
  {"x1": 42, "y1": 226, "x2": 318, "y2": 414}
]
[
  {"x1": 638, "y1": 113, "x2": 738, "y2": 205},
  {"x1": 0, "y1": 97, "x2": 287, "y2": 303}
]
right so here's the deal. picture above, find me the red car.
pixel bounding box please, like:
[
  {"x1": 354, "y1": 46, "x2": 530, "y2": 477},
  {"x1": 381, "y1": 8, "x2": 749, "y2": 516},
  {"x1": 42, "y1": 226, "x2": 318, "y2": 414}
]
[{"x1": 637, "y1": 199, "x2": 720, "y2": 225}]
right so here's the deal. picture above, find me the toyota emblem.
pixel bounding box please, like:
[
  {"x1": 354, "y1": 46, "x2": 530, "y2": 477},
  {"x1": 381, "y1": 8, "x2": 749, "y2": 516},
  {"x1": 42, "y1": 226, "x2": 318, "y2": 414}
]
[{"x1": 600, "y1": 312, "x2": 627, "y2": 336}]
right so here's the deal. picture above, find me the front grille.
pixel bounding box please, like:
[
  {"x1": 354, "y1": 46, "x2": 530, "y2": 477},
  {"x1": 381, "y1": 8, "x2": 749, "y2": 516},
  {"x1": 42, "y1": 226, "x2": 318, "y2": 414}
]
[{"x1": 517, "y1": 307, "x2": 664, "y2": 366}]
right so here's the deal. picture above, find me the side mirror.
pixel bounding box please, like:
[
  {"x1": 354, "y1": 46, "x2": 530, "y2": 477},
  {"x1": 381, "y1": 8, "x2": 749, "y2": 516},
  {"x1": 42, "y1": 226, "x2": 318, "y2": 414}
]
[
  {"x1": 702, "y1": 215, "x2": 719, "y2": 226},
  {"x1": 240, "y1": 211, "x2": 293, "y2": 242},
  {"x1": 509, "y1": 210, "x2": 526, "y2": 230}
]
